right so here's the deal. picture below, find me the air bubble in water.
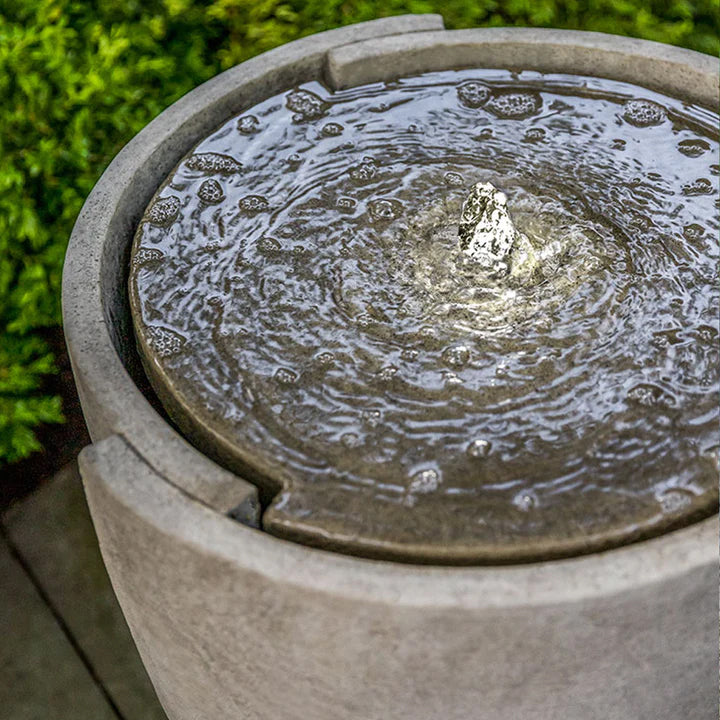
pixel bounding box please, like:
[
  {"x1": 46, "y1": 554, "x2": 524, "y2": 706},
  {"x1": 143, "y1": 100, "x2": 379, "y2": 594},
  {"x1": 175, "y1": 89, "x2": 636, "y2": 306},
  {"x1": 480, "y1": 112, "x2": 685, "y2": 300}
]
[
  {"x1": 315, "y1": 351, "x2": 335, "y2": 365},
  {"x1": 336, "y1": 197, "x2": 357, "y2": 213},
  {"x1": 683, "y1": 223, "x2": 705, "y2": 242},
  {"x1": 322, "y1": 122, "x2": 344, "y2": 137},
  {"x1": 341, "y1": 432, "x2": 361, "y2": 448},
  {"x1": 362, "y1": 409, "x2": 381, "y2": 427},
  {"x1": 467, "y1": 439, "x2": 491, "y2": 459},
  {"x1": 350, "y1": 157, "x2": 379, "y2": 183},
  {"x1": 237, "y1": 115, "x2": 259, "y2": 134},
  {"x1": 197, "y1": 179, "x2": 225, "y2": 204},
  {"x1": 185, "y1": 152, "x2": 242, "y2": 175},
  {"x1": 443, "y1": 371, "x2": 463, "y2": 387},
  {"x1": 368, "y1": 198, "x2": 401, "y2": 223},
  {"x1": 132, "y1": 247, "x2": 165, "y2": 267},
  {"x1": 627, "y1": 383, "x2": 675, "y2": 408},
  {"x1": 457, "y1": 80, "x2": 490, "y2": 108},
  {"x1": 678, "y1": 138, "x2": 710, "y2": 157},
  {"x1": 146, "y1": 325, "x2": 186, "y2": 358},
  {"x1": 274, "y1": 367, "x2": 298, "y2": 385},
  {"x1": 409, "y1": 469, "x2": 440, "y2": 494},
  {"x1": 239, "y1": 195, "x2": 270, "y2": 213},
  {"x1": 514, "y1": 491, "x2": 538, "y2": 512},
  {"x1": 658, "y1": 488, "x2": 693, "y2": 513},
  {"x1": 377, "y1": 365, "x2": 399, "y2": 381},
  {"x1": 442, "y1": 345, "x2": 470, "y2": 367},
  {"x1": 286, "y1": 88, "x2": 328, "y2": 121},
  {"x1": 696, "y1": 325, "x2": 717, "y2": 343},
  {"x1": 444, "y1": 171, "x2": 464, "y2": 186},
  {"x1": 355, "y1": 313, "x2": 373, "y2": 328},
  {"x1": 682, "y1": 178, "x2": 713, "y2": 196},
  {"x1": 622, "y1": 99, "x2": 666, "y2": 127},
  {"x1": 485, "y1": 91, "x2": 542, "y2": 119},
  {"x1": 524, "y1": 127, "x2": 546, "y2": 142},
  {"x1": 145, "y1": 196, "x2": 181, "y2": 226},
  {"x1": 257, "y1": 236, "x2": 281, "y2": 256}
]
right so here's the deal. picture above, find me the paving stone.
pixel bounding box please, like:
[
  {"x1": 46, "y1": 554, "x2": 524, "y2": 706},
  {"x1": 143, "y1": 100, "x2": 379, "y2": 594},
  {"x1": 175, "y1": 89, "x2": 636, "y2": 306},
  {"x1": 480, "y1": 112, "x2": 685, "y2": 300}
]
[
  {"x1": 3, "y1": 462, "x2": 166, "y2": 720},
  {"x1": 0, "y1": 537, "x2": 118, "y2": 720}
]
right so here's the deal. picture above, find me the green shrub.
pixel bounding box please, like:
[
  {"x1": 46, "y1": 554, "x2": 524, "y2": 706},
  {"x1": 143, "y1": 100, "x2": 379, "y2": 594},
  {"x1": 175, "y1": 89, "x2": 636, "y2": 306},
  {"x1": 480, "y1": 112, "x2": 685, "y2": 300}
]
[{"x1": 1, "y1": 0, "x2": 717, "y2": 467}]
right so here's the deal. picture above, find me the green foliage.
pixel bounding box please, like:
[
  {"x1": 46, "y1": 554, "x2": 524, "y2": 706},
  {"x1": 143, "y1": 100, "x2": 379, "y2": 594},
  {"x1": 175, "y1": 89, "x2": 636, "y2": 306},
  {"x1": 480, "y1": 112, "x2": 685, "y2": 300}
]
[
  {"x1": 1, "y1": 0, "x2": 717, "y2": 467},
  {"x1": 0, "y1": 334, "x2": 63, "y2": 463}
]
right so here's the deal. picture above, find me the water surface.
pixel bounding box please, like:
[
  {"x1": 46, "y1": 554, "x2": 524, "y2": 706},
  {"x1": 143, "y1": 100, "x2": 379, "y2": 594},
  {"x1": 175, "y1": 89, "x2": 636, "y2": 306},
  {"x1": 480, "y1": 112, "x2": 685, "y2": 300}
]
[{"x1": 130, "y1": 69, "x2": 719, "y2": 562}]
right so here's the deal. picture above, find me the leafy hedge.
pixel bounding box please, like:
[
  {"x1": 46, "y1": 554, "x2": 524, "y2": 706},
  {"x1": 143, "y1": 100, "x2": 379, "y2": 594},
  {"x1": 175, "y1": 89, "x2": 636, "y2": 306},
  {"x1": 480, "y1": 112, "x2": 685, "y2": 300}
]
[{"x1": 1, "y1": 0, "x2": 718, "y2": 465}]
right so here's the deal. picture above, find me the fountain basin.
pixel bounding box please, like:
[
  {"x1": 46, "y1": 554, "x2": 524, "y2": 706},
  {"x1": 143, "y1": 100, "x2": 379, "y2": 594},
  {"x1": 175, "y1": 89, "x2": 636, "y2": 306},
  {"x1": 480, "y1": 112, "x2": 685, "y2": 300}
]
[{"x1": 63, "y1": 16, "x2": 718, "y2": 720}]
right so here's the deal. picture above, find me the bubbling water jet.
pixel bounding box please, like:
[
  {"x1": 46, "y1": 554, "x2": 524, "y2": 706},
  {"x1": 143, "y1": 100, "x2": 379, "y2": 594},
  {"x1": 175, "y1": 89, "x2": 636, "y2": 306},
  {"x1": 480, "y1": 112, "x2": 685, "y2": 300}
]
[{"x1": 458, "y1": 181, "x2": 539, "y2": 279}]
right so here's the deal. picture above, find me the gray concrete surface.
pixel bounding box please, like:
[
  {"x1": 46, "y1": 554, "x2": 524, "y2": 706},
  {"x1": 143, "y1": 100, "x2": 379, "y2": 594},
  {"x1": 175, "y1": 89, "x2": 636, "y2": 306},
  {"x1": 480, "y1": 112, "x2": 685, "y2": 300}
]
[
  {"x1": 1, "y1": 462, "x2": 166, "y2": 720},
  {"x1": 325, "y1": 27, "x2": 718, "y2": 103},
  {"x1": 82, "y1": 434, "x2": 718, "y2": 720}
]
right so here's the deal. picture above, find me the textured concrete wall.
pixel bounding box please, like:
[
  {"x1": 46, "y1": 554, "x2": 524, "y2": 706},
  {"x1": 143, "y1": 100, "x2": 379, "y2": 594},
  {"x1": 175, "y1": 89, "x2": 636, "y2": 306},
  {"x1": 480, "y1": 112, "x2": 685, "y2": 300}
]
[{"x1": 81, "y1": 435, "x2": 717, "y2": 720}]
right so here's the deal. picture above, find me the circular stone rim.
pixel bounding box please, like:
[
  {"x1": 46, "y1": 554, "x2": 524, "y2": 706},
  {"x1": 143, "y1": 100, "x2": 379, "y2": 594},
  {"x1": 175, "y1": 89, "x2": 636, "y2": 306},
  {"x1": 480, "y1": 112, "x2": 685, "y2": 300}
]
[
  {"x1": 129, "y1": 28, "x2": 719, "y2": 563},
  {"x1": 63, "y1": 21, "x2": 718, "y2": 570}
]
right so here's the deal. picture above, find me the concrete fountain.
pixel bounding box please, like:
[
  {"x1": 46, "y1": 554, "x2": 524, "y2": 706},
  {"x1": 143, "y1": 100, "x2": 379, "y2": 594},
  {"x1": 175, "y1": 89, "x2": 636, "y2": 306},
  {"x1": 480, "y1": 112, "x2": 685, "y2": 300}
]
[{"x1": 63, "y1": 15, "x2": 718, "y2": 720}]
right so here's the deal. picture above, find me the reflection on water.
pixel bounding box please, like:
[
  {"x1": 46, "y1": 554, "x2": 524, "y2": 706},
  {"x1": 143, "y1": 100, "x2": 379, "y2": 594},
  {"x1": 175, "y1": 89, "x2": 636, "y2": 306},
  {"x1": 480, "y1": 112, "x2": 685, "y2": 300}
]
[{"x1": 130, "y1": 69, "x2": 719, "y2": 561}]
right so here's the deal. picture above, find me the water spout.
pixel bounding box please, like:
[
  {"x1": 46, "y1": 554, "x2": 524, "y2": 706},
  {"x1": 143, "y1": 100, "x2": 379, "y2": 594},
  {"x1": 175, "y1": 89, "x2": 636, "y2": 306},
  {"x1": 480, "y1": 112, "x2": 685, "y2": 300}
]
[{"x1": 458, "y1": 181, "x2": 520, "y2": 273}]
